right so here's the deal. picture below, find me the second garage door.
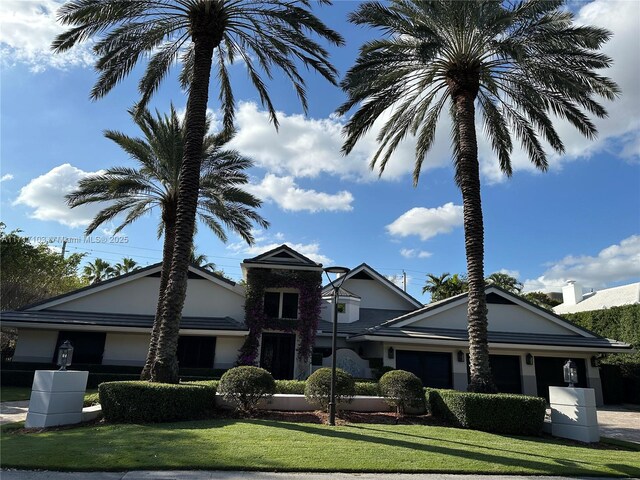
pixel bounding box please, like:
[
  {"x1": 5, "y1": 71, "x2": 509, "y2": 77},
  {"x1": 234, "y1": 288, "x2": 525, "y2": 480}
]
[{"x1": 396, "y1": 350, "x2": 453, "y2": 389}]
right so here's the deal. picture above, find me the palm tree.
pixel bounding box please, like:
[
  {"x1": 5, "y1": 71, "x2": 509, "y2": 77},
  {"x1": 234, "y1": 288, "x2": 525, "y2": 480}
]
[
  {"x1": 114, "y1": 258, "x2": 139, "y2": 275},
  {"x1": 67, "y1": 106, "x2": 268, "y2": 381},
  {"x1": 189, "y1": 247, "x2": 217, "y2": 272},
  {"x1": 423, "y1": 272, "x2": 468, "y2": 302},
  {"x1": 338, "y1": 0, "x2": 618, "y2": 392},
  {"x1": 486, "y1": 272, "x2": 523, "y2": 294},
  {"x1": 83, "y1": 259, "x2": 115, "y2": 284},
  {"x1": 53, "y1": 0, "x2": 343, "y2": 383}
]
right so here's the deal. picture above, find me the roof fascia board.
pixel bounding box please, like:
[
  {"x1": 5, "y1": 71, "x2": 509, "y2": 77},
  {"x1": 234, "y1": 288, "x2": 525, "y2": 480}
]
[{"x1": 242, "y1": 263, "x2": 322, "y2": 272}]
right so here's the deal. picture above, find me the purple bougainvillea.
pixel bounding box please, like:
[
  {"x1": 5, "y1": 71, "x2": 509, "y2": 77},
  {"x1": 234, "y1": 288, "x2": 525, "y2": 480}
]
[{"x1": 237, "y1": 268, "x2": 323, "y2": 366}]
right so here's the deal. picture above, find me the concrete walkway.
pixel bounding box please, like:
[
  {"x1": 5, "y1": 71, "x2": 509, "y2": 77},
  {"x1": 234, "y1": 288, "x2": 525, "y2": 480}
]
[
  {"x1": 0, "y1": 401, "x2": 29, "y2": 426},
  {"x1": 0, "y1": 472, "x2": 625, "y2": 480}
]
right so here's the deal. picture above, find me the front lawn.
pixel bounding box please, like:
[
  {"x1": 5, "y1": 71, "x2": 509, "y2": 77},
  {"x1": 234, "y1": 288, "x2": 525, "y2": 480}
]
[{"x1": 2, "y1": 419, "x2": 639, "y2": 476}]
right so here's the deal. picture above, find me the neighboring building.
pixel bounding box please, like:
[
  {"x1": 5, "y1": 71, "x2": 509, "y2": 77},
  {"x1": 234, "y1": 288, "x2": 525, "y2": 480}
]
[
  {"x1": 553, "y1": 281, "x2": 640, "y2": 314},
  {"x1": 1, "y1": 245, "x2": 633, "y2": 405}
]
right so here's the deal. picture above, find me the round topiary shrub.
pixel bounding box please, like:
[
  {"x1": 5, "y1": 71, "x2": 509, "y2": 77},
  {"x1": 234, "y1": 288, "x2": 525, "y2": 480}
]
[
  {"x1": 218, "y1": 366, "x2": 276, "y2": 415},
  {"x1": 304, "y1": 367, "x2": 355, "y2": 411},
  {"x1": 379, "y1": 369, "x2": 425, "y2": 417}
]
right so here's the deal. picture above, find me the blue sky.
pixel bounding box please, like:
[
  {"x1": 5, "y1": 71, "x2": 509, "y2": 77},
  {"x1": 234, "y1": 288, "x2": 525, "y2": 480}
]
[{"x1": 1, "y1": 0, "x2": 639, "y2": 302}]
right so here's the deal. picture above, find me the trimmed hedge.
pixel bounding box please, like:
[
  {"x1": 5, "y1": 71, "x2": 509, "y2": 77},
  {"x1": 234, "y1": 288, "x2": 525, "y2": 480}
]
[
  {"x1": 305, "y1": 368, "x2": 355, "y2": 411},
  {"x1": 426, "y1": 388, "x2": 546, "y2": 436},
  {"x1": 275, "y1": 380, "x2": 306, "y2": 394},
  {"x1": 355, "y1": 381, "x2": 380, "y2": 396},
  {"x1": 379, "y1": 370, "x2": 424, "y2": 416},
  {"x1": 218, "y1": 366, "x2": 275, "y2": 414},
  {"x1": 99, "y1": 381, "x2": 216, "y2": 423}
]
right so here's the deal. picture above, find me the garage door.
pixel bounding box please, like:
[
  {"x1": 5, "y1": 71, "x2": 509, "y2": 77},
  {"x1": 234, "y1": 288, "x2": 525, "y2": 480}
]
[
  {"x1": 535, "y1": 357, "x2": 587, "y2": 400},
  {"x1": 466, "y1": 354, "x2": 522, "y2": 394},
  {"x1": 396, "y1": 351, "x2": 452, "y2": 389}
]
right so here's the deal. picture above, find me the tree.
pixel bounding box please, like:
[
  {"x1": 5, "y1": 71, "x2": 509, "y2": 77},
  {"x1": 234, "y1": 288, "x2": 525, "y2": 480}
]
[
  {"x1": 486, "y1": 272, "x2": 523, "y2": 294},
  {"x1": 189, "y1": 246, "x2": 228, "y2": 278},
  {"x1": 423, "y1": 273, "x2": 468, "y2": 302},
  {"x1": 523, "y1": 291, "x2": 560, "y2": 310},
  {"x1": 83, "y1": 259, "x2": 115, "y2": 284},
  {"x1": 114, "y1": 258, "x2": 139, "y2": 275},
  {"x1": 54, "y1": 0, "x2": 343, "y2": 383},
  {"x1": 0, "y1": 224, "x2": 87, "y2": 310},
  {"x1": 67, "y1": 106, "x2": 268, "y2": 381},
  {"x1": 338, "y1": 0, "x2": 618, "y2": 392}
]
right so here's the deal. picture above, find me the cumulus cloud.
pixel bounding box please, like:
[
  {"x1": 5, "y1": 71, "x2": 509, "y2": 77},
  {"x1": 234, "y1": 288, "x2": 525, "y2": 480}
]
[
  {"x1": 246, "y1": 174, "x2": 353, "y2": 212},
  {"x1": 227, "y1": 231, "x2": 332, "y2": 265},
  {"x1": 13, "y1": 164, "x2": 107, "y2": 228},
  {"x1": 523, "y1": 235, "x2": 640, "y2": 292},
  {"x1": 1, "y1": 174, "x2": 14, "y2": 182},
  {"x1": 400, "y1": 248, "x2": 432, "y2": 259},
  {"x1": 386, "y1": 203, "x2": 463, "y2": 241},
  {"x1": 0, "y1": 0, "x2": 94, "y2": 72}
]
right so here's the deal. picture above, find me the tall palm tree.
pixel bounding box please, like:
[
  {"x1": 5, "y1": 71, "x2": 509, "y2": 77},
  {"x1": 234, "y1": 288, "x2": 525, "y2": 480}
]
[
  {"x1": 53, "y1": 0, "x2": 343, "y2": 383},
  {"x1": 114, "y1": 257, "x2": 139, "y2": 275},
  {"x1": 67, "y1": 106, "x2": 268, "y2": 381},
  {"x1": 486, "y1": 272, "x2": 523, "y2": 294},
  {"x1": 83, "y1": 259, "x2": 115, "y2": 284},
  {"x1": 338, "y1": 0, "x2": 618, "y2": 392},
  {"x1": 423, "y1": 272, "x2": 468, "y2": 302}
]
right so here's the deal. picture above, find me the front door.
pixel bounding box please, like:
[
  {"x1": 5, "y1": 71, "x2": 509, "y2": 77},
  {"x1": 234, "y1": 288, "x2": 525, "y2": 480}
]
[{"x1": 260, "y1": 333, "x2": 296, "y2": 380}]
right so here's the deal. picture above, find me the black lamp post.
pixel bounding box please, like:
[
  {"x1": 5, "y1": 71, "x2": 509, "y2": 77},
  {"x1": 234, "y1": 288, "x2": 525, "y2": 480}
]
[
  {"x1": 563, "y1": 359, "x2": 578, "y2": 387},
  {"x1": 323, "y1": 266, "x2": 350, "y2": 426},
  {"x1": 57, "y1": 340, "x2": 74, "y2": 371}
]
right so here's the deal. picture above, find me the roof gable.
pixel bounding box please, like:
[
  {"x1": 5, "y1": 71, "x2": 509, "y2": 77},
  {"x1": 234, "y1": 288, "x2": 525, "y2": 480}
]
[{"x1": 242, "y1": 244, "x2": 322, "y2": 271}]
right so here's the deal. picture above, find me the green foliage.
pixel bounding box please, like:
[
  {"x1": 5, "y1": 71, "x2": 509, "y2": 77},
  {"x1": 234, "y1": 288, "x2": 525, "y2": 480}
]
[
  {"x1": 522, "y1": 291, "x2": 561, "y2": 309},
  {"x1": 426, "y1": 388, "x2": 546, "y2": 436},
  {"x1": 379, "y1": 370, "x2": 425, "y2": 416},
  {"x1": 218, "y1": 366, "x2": 275, "y2": 414},
  {"x1": 354, "y1": 382, "x2": 380, "y2": 396},
  {"x1": 0, "y1": 224, "x2": 87, "y2": 310},
  {"x1": 99, "y1": 381, "x2": 216, "y2": 423},
  {"x1": 83, "y1": 392, "x2": 100, "y2": 407},
  {"x1": 82, "y1": 258, "x2": 115, "y2": 284},
  {"x1": 275, "y1": 380, "x2": 306, "y2": 394},
  {"x1": 422, "y1": 273, "x2": 468, "y2": 302},
  {"x1": 304, "y1": 368, "x2": 355, "y2": 411},
  {"x1": 486, "y1": 272, "x2": 523, "y2": 294}
]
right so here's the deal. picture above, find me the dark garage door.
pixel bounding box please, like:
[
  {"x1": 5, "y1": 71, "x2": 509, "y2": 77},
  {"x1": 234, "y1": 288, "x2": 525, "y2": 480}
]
[
  {"x1": 466, "y1": 354, "x2": 522, "y2": 393},
  {"x1": 535, "y1": 356, "x2": 587, "y2": 400},
  {"x1": 396, "y1": 351, "x2": 452, "y2": 389}
]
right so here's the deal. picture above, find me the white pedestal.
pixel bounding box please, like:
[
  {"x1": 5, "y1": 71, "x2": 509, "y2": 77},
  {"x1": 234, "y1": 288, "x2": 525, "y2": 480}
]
[
  {"x1": 549, "y1": 386, "x2": 599, "y2": 443},
  {"x1": 25, "y1": 370, "x2": 88, "y2": 429}
]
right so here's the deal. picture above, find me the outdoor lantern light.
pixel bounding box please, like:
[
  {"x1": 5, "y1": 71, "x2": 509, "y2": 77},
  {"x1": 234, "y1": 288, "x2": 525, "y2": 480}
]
[
  {"x1": 526, "y1": 353, "x2": 534, "y2": 366},
  {"x1": 457, "y1": 350, "x2": 465, "y2": 363},
  {"x1": 591, "y1": 356, "x2": 598, "y2": 368},
  {"x1": 323, "y1": 265, "x2": 351, "y2": 427},
  {"x1": 388, "y1": 347, "x2": 395, "y2": 360},
  {"x1": 57, "y1": 340, "x2": 74, "y2": 371},
  {"x1": 563, "y1": 359, "x2": 578, "y2": 387}
]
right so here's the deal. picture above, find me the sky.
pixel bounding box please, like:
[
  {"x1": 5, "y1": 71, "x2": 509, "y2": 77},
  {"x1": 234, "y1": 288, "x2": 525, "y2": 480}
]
[{"x1": 1, "y1": 0, "x2": 639, "y2": 303}]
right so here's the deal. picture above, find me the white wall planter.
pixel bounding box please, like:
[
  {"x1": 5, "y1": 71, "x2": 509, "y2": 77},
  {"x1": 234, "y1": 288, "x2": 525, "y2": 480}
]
[
  {"x1": 549, "y1": 386, "x2": 599, "y2": 443},
  {"x1": 25, "y1": 370, "x2": 88, "y2": 429}
]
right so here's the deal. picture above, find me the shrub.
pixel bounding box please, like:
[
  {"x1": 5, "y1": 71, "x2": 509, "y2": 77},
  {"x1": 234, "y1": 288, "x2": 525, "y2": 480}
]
[
  {"x1": 379, "y1": 370, "x2": 424, "y2": 417},
  {"x1": 218, "y1": 366, "x2": 275, "y2": 414},
  {"x1": 275, "y1": 379, "x2": 306, "y2": 394},
  {"x1": 373, "y1": 366, "x2": 394, "y2": 381},
  {"x1": 304, "y1": 367, "x2": 355, "y2": 411},
  {"x1": 99, "y1": 381, "x2": 216, "y2": 423},
  {"x1": 83, "y1": 392, "x2": 100, "y2": 407},
  {"x1": 355, "y1": 381, "x2": 379, "y2": 396},
  {"x1": 426, "y1": 388, "x2": 546, "y2": 436}
]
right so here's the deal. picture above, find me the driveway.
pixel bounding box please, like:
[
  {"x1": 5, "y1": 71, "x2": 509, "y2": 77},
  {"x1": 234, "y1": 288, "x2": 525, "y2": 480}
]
[
  {"x1": 597, "y1": 406, "x2": 640, "y2": 444},
  {"x1": 0, "y1": 401, "x2": 29, "y2": 426}
]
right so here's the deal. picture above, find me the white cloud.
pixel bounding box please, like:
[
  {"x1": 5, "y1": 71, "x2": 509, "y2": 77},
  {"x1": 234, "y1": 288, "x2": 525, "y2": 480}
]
[
  {"x1": 400, "y1": 248, "x2": 432, "y2": 259},
  {"x1": 13, "y1": 163, "x2": 107, "y2": 228},
  {"x1": 1, "y1": 174, "x2": 14, "y2": 182},
  {"x1": 0, "y1": 0, "x2": 95, "y2": 72},
  {"x1": 387, "y1": 203, "x2": 463, "y2": 241},
  {"x1": 523, "y1": 235, "x2": 640, "y2": 292},
  {"x1": 229, "y1": 240, "x2": 332, "y2": 265},
  {"x1": 496, "y1": 268, "x2": 520, "y2": 279},
  {"x1": 385, "y1": 273, "x2": 414, "y2": 291},
  {"x1": 246, "y1": 174, "x2": 353, "y2": 212}
]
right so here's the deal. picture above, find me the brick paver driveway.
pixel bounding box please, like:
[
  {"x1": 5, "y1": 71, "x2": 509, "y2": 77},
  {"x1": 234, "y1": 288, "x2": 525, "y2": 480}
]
[{"x1": 598, "y1": 406, "x2": 640, "y2": 444}]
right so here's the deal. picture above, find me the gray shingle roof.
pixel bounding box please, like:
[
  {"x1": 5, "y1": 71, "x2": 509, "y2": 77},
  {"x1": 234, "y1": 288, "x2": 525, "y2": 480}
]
[
  {"x1": 317, "y1": 308, "x2": 412, "y2": 335},
  {"x1": 0, "y1": 309, "x2": 247, "y2": 331},
  {"x1": 349, "y1": 325, "x2": 632, "y2": 350}
]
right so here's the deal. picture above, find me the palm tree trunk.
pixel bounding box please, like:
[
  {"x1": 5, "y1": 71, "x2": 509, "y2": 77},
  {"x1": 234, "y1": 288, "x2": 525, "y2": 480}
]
[
  {"x1": 151, "y1": 35, "x2": 216, "y2": 384},
  {"x1": 140, "y1": 211, "x2": 176, "y2": 380},
  {"x1": 453, "y1": 91, "x2": 497, "y2": 394}
]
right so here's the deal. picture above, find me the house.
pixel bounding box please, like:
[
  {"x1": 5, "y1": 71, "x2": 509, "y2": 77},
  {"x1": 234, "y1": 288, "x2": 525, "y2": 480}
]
[
  {"x1": 553, "y1": 280, "x2": 640, "y2": 314},
  {"x1": 1, "y1": 245, "x2": 632, "y2": 405}
]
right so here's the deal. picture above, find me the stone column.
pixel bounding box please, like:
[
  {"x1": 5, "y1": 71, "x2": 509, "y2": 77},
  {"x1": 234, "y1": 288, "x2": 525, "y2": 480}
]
[{"x1": 549, "y1": 386, "x2": 599, "y2": 443}]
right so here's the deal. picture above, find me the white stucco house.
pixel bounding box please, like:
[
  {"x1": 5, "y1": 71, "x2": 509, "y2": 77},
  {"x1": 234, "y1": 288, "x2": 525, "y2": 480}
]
[
  {"x1": 553, "y1": 280, "x2": 640, "y2": 314},
  {"x1": 1, "y1": 245, "x2": 632, "y2": 405}
]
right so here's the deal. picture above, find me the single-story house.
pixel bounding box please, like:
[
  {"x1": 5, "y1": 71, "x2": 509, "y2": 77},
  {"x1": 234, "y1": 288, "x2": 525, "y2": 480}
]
[{"x1": 1, "y1": 245, "x2": 632, "y2": 405}]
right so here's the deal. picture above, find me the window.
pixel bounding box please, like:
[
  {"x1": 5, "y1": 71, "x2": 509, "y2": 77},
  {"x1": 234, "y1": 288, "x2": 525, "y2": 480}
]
[
  {"x1": 337, "y1": 303, "x2": 346, "y2": 313},
  {"x1": 264, "y1": 291, "x2": 299, "y2": 319}
]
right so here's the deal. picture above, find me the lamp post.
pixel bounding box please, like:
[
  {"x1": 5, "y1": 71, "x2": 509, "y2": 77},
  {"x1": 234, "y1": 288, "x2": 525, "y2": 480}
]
[
  {"x1": 323, "y1": 266, "x2": 350, "y2": 426},
  {"x1": 57, "y1": 340, "x2": 74, "y2": 371},
  {"x1": 563, "y1": 359, "x2": 578, "y2": 387}
]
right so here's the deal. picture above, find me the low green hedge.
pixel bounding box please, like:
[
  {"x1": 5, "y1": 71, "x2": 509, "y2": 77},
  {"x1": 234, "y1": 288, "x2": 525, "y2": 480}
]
[
  {"x1": 275, "y1": 380, "x2": 306, "y2": 394},
  {"x1": 426, "y1": 388, "x2": 546, "y2": 436},
  {"x1": 355, "y1": 381, "x2": 380, "y2": 396},
  {"x1": 99, "y1": 381, "x2": 216, "y2": 423}
]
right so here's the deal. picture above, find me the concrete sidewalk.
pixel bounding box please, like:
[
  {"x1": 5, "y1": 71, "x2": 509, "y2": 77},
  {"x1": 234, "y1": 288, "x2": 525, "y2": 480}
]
[
  {"x1": 0, "y1": 472, "x2": 624, "y2": 480},
  {"x1": 0, "y1": 401, "x2": 29, "y2": 426}
]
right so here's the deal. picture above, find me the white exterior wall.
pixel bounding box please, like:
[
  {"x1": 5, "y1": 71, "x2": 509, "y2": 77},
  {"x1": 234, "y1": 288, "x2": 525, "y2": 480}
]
[
  {"x1": 103, "y1": 333, "x2": 150, "y2": 366},
  {"x1": 340, "y1": 278, "x2": 416, "y2": 310},
  {"x1": 411, "y1": 303, "x2": 579, "y2": 335},
  {"x1": 321, "y1": 296, "x2": 360, "y2": 324},
  {"x1": 13, "y1": 329, "x2": 58, "y2": 363},
  {"x1": 49, "y1": 277, "x2": 244, "y2": 319},
  {"x1": 214, "y1": 337, "x2": 244, "y2": 369}
]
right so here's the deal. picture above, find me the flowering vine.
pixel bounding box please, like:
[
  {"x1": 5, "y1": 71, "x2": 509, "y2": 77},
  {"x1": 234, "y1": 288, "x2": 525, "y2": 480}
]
[{"x1": 237, "y1": 267, "x2": 322, "y2": 366}]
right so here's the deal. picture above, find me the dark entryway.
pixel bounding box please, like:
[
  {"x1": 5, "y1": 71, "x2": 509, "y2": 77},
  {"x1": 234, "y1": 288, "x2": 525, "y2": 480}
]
[
  {"x1": 535, "y1": 356, "x2": 587, "y2": 400},
  {"x1": 53, "y1": 331, "x2": 106, "y2": 364},
  {"x1": 177, "y1": 336, "x2": 216, "y2": 368},
  {"x1": 260, "y1": 333, "x2": 296, "y2": 379},
  {"x1": 396, "y1": 350, "x2": 452, "y2": 388}
]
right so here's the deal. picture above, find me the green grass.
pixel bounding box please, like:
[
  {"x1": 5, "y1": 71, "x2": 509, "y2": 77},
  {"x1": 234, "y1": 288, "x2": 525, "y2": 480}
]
[
  {"x1": 2, "y1": 419, "x2": 639, "y2": 476},
  {"x1": 0, "y1": 387, "x2": 99, "y2": 403}
]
